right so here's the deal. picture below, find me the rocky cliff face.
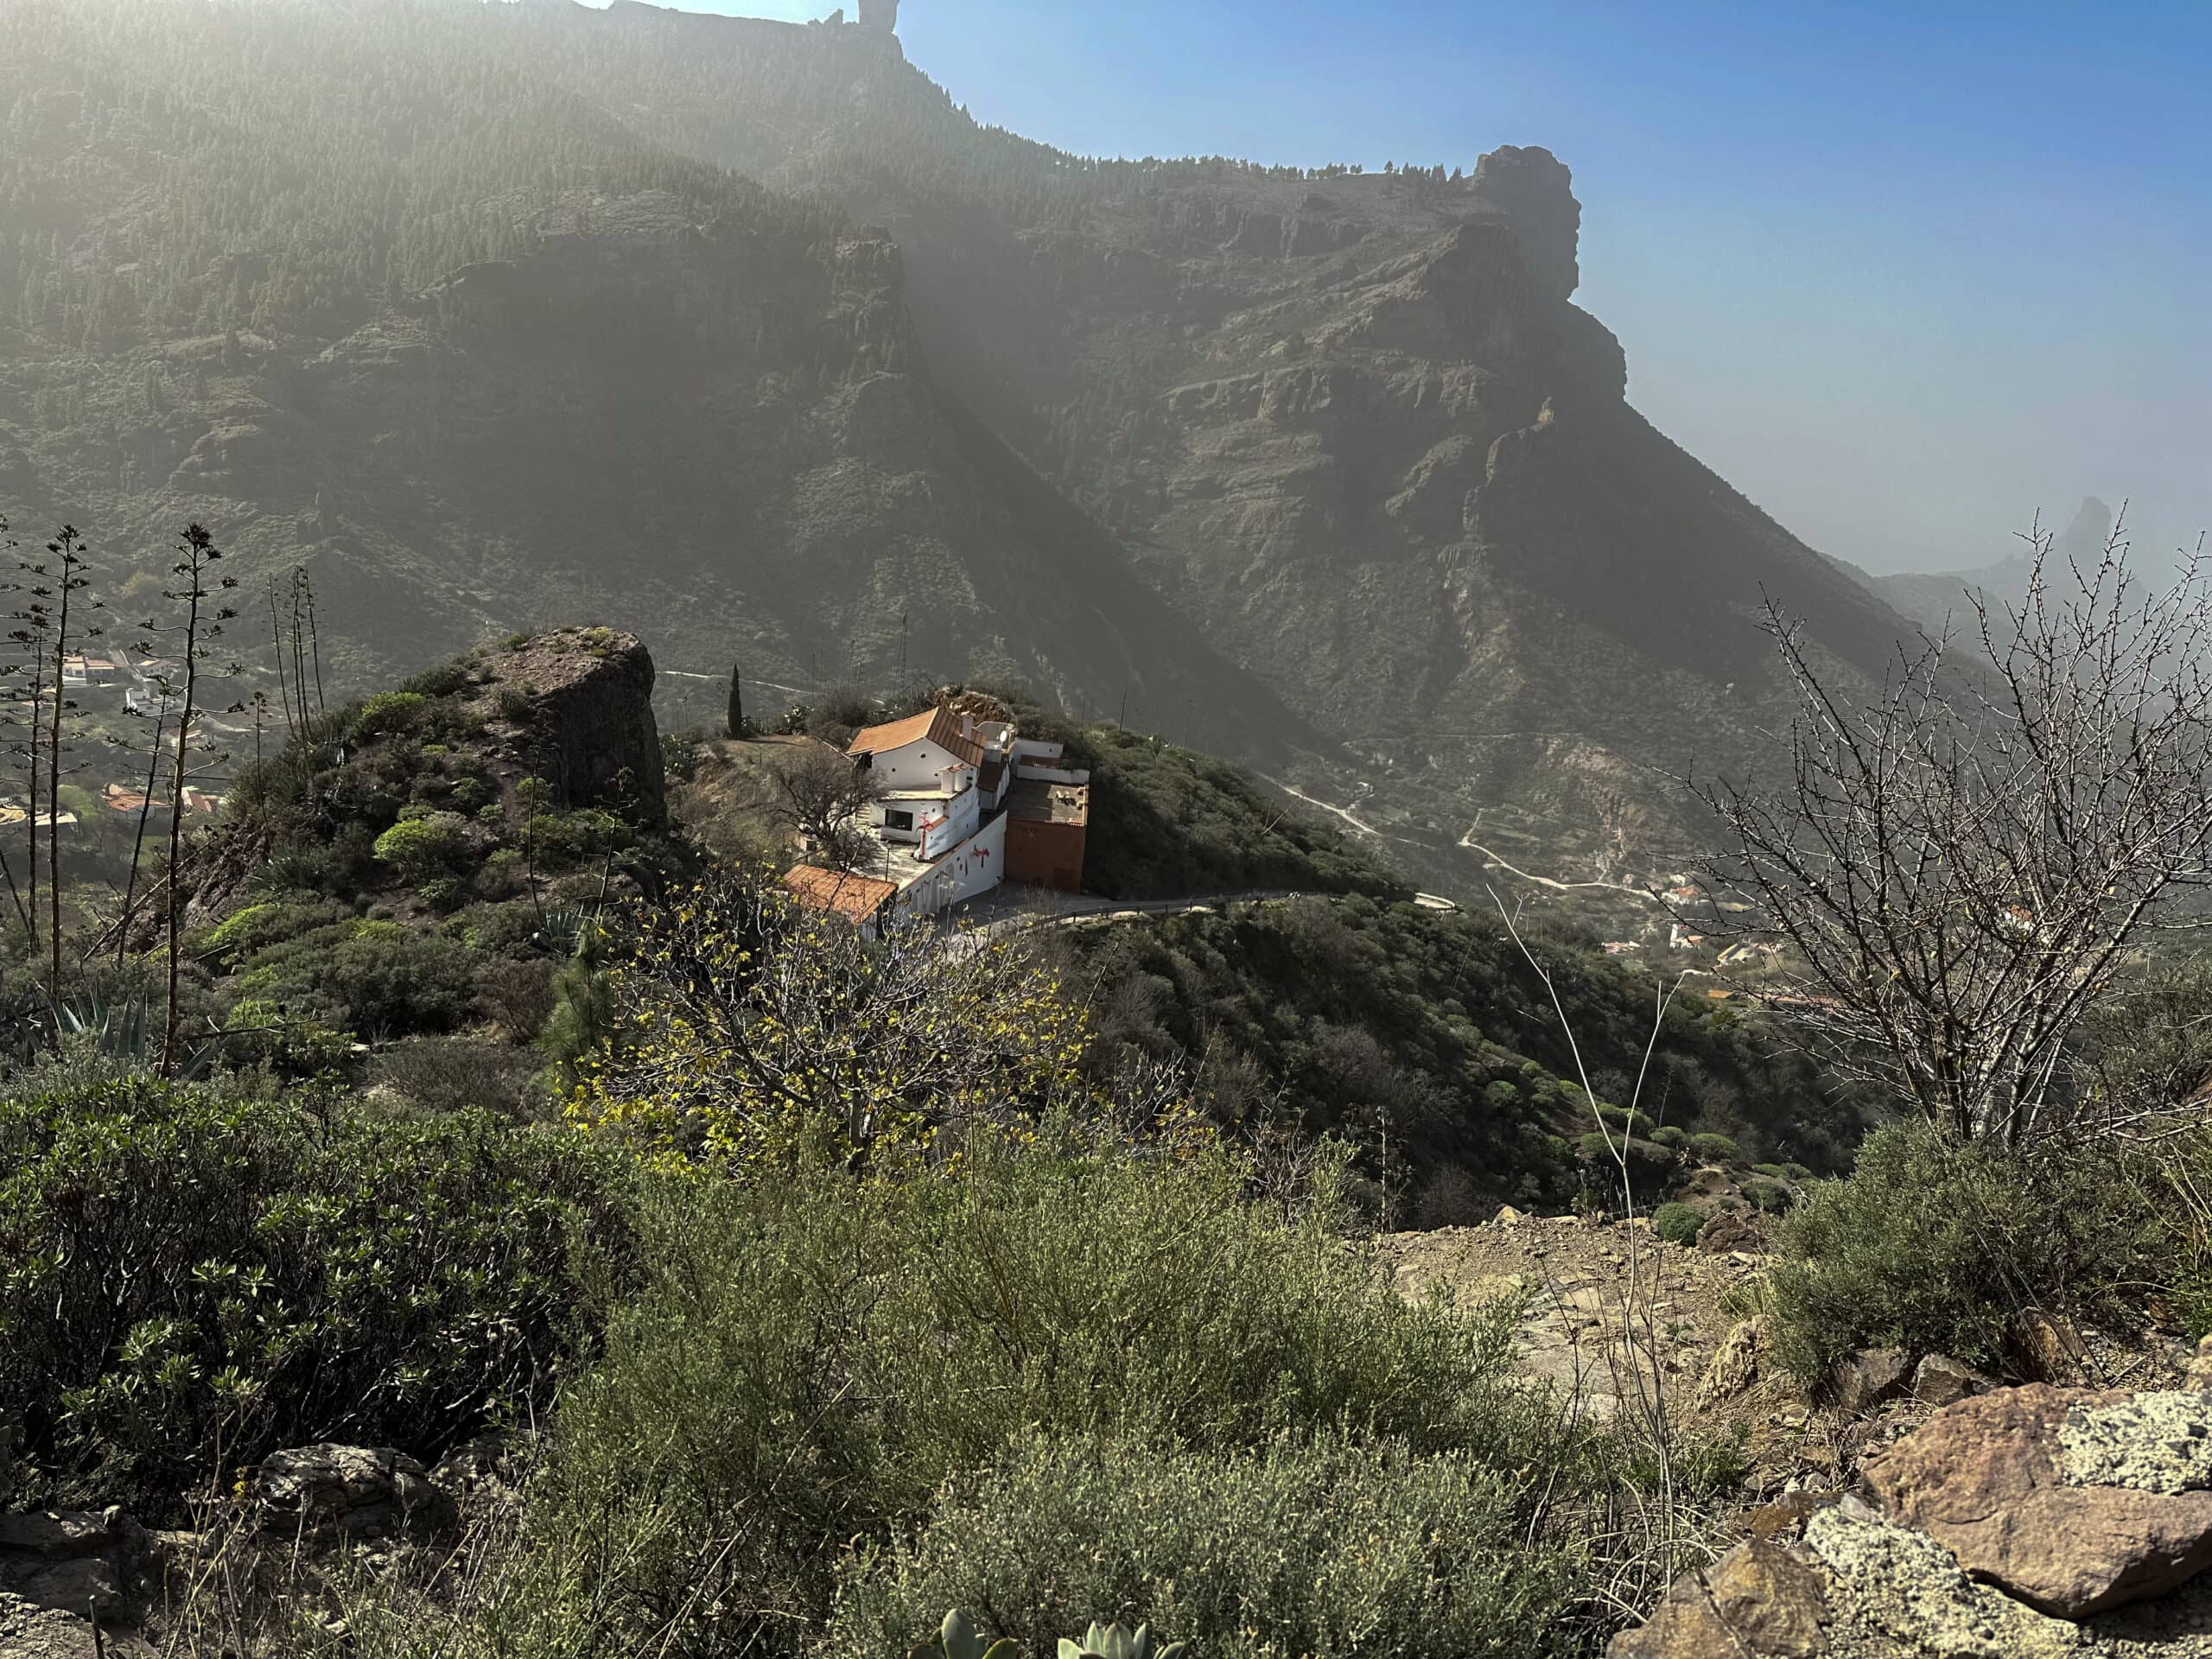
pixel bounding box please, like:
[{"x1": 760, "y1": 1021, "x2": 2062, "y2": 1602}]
[{"x1": 480, "y1": 628, "x2": 668, "y2": 823}]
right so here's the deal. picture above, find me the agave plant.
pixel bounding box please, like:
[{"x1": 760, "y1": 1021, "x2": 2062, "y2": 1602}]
[
  {"x1": 925, "y1": 1612, "x2": 1184, "y2": 1659},
  {"x1": 537, "y1": 907, "x2": 603, "y2": 960},
  {"x1": 1058, "y1": 1622, "x2": 1185, "y2": 1659},
  {"x1": 57, "y1": 994, "x2": 220, "y2": 1079},
  {"x1": 930, "y1": 1610, "x2": 1022, "y2": 1659}
]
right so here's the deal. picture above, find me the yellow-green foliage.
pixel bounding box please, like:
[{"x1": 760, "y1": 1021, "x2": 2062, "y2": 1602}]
[
  {"x1": 353, "y1": 690, "x2": 432, "y2": 741},
  {"x1": 568, "y1": 874, "x2": 1113, "y2": 1169},
  {"x1": 372, "y1": 814, "x2": 467, "y2": 880}
]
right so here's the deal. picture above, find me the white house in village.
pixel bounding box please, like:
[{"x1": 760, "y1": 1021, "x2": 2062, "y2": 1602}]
[{"x1": 778, "y1": 704, "x2": 1093, "y2": 931}]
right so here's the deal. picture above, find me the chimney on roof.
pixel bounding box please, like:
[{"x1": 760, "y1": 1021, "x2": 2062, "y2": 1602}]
[{"x1": 962, "y1": 713, "x2": 975, "y2": 742}]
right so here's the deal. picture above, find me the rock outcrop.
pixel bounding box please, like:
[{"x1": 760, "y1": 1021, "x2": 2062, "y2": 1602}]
[
  {"x1": 1864, "y1": 1388, "x2": 2212, "y2": 1618},
  {"x1": 0, "y1": 1507, "x2": 151, "y2": 1630},
  {"x1": 477, "y1": 628, "x2": 667, "y2": 823},
  {"x1": 256, "y1": 1444, "x2": 457, "y2": 1543},
  {"x1": 1612, "y1": 1384, "x2": 2212, "y2": 1656}
]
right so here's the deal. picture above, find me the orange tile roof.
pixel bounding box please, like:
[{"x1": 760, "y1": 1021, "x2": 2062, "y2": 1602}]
[
  {"x1": 847, "y1": 705, "x2": 982, "y2": 766},
  {"x1": 781, "y1": 864, "x2": 899, "y2": 927}
]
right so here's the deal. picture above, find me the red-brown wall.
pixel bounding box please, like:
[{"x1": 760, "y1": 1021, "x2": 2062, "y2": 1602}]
[{"x1": 1005, "y1": 818, "x2": 1086, "y2": 893}]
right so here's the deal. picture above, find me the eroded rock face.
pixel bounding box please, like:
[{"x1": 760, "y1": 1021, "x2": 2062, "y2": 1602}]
[
  {"x1": 1864, "y1": 1387, "x2": 2212, "y2": 1618},
  {"x1": 1608, "y1": 1535, "x2": 1829, "y2": 1657},
  {"x1": 0, "y1": 1508, "x2": 148, "y2": 1627},
  {"x1": 1614, "y1": 1385, "x2": 2212, "y2": 1654},
  {"x1": 1833, "y1": 1347, "x2": 1912, "y2": 1415}
]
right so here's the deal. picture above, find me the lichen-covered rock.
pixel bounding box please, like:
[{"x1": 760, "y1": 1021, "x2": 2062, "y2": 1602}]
[
  {"x1": 1697, "y1": 1316, "x2": 1770, "y2": 1410},
  {"x1": 1800, "y1": 1500, "x2": 2084, "y2": 1658},
  {"x1": 2059, "y1": 1394, "x2": 2212, "y2": 1498},
  {"x1": 1864, "y1": 1386, "x2": 2212, "y2": 1618},
  {"x1": 256, "y1": 1445, "x2": 456, "y2": 1541}
]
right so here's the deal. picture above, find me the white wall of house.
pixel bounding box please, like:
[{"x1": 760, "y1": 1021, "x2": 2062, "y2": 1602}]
[
  {"x1": 897, "y1": 811, "x2": 1007, "y2": 920},
  {"x1": 869, "y1": 739, "x2": 969, "y2": 792},
  {"x1": 918, "y1": 779, "x2": 981, "y2": 860},
  {"x1": 872, "y1": 797, "x2": 937, "y2": 843}
]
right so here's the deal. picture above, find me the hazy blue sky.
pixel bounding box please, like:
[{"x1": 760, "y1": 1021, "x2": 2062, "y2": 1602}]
[{"x1": 591, "y1": 0, "x2": 2209, "y2": 575}]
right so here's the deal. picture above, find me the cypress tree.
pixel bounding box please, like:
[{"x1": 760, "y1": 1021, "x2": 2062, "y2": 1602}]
[{"x1": 727, "y1": 661, "x2": 744, "y2": 739}]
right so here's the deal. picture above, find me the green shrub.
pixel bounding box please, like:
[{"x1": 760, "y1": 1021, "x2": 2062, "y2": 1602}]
[
  {"x1": 1595, "y1": 1103, "x2": 1656, "y2": 1140},
  {"x1": 531, "y1": 807, "x2": 632, "y2": 871},
  {"x1": 1688, "y1": 1132, "x2": 1744, "y2": 1166},
  {"x1": 372, "y1": 814, "x2": 469, "y2": 881},
  {"x1": 1652, "y1": 1202, "x2": 1705, "y2": 1248},
  {"x1": 245, "y1": 925, "x2": 480, "y2": 1037},
  {"x1": 419, "y1": 875, "x2": 468, "y2": 914},
  {"x1": 399, "y1": 659, "x2": 471, "y2": 700},
  {"x1": 1751, "y1": 1162, "x2": 1791, "y2": 1181},
  {"x1": 0, "y1": 1081, "x2": 631, "y2": 1518},
  {"x1": 353, "y1": 690, "x2": 431, "y2": 741},
  {"x1": 1768, "y1": 1121, "x2": 2154, "y2": 1384},
  {"x1": 221, "y1": 995, "x2": 354, "y2": 1075},
  {"x1": 193, "y1": 899, "x2": 346, "y2": 970},
  {"x1": 467, "y1": 1141, "x2": 1560, "y2": 1656},
  {"x1": 825, "y1": 1430, "x2": 1573, "y2": 1659},
  {"x1": 1744, "y1": 1179, "x2": 1791, "y2": 1215},
  {"x1": 1649, "y1": 1125, "x2": 1688, "y2": 1151},
  {"x1": 1576, "y1": 1130, "x2": 1615, "y2": 1166}
]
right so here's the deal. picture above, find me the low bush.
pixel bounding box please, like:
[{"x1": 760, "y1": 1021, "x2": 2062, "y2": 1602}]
[
  {"x1": 353, "y1": 690, "x2": 432, "y2": 741},
  {"x1": 1688, "y1": 1132, "x2": 1744, "y2": 1166},
  {"x1": 825, "y1": 1429, "x2": 1573, "y2": 1659},
  {"x1": 0, "y1": 1080, "x2": 632, "y2": 1518},
  {"x1": 372, "y1": 814, "x2": 472, "y2": 882},
  {"x1": 1652, "y1": 1202, "x2": 1705, "y2": 1247},
  {"x1": 1596, "y1": 1103, "x2": 1657, "y2": 1140},
  {"x1": 457, "y1": 1139, "x2": 1567, "y2": 1656},
  {"x1": 374, "y1": 1035, "x2": 541, "y2": 1118},
  {"x1": 243, "y1": 925, "x2": 480, "y2": 1038},
  {"x1": 1649, "y1": 1125, "x2": 1688, "y2": 1150},
  {"x1": 1744, "y1": 1179, "x2": 1791, "y2": 1214},
  {"x1": 1768, "y1": 1121, "x2": 2155, "y2": 1385}
]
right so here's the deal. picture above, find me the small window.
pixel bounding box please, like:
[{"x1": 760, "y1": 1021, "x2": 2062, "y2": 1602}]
[{"x1": 885, "y1": 810, "x2": 914, "y2": 832}]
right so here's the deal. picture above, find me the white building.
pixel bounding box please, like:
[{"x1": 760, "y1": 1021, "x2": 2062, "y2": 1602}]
[{"x1": 840, "y1": 706, "x2": 1023, "y2": 919}]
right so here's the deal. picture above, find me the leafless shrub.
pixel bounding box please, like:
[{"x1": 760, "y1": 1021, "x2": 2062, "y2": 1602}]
[
  {"x1": 772, "y1": 744, "x2": 883, "y2": 871},
  {"x1": 375, "y1": 1035, "x2": 541, "y2": 1119},
  {"x1": 1692, "y1": 512, "x2": 2212, "y2": 1147},
  {"x1": 476, "y1": 957, "x2": 558, "y2": 1044}
]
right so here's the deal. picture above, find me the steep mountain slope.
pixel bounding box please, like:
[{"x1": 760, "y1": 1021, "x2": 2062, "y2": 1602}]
[
  {"x1": 0, "y1": 0, "x2": 1311, "y2": 753},
  {"x1": 449, "y1": 0, "x2": 1941, "y2": 879},
  {"x1": 0, "y1": 0, "x2": 1936, "y2": 890}
]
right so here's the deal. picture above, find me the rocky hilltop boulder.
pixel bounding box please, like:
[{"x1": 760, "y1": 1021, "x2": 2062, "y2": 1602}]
[
  {"x1": 474, "y1": 627, "x2": 666, "y2": 824},
  {"x1": 1611, "y1": 1384, "x2": 2212, "y2": 1656}
]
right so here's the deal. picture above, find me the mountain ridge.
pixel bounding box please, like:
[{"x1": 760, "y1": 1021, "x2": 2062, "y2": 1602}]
[{"x1": 0, "y1": 0, "x2": 1938, "y2": 893}]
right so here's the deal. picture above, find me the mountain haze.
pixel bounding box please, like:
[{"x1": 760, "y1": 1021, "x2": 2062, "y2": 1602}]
[{"x1": 0, "y1": 0, "x2": 1932, "y2": 887}]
